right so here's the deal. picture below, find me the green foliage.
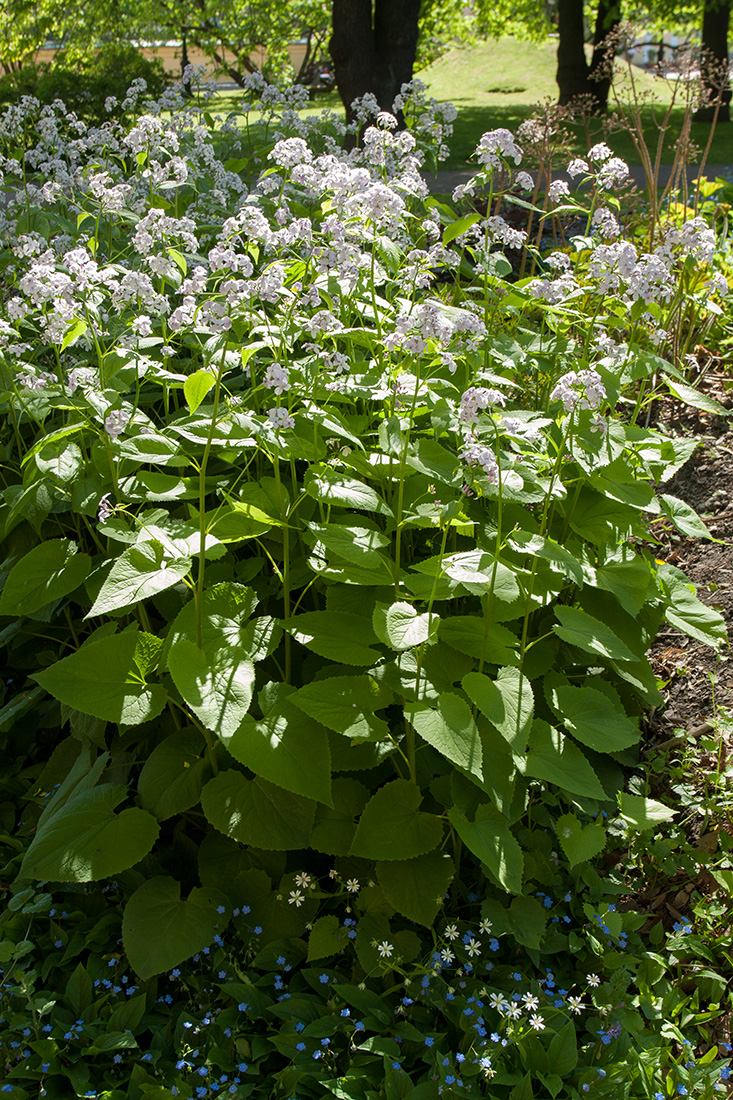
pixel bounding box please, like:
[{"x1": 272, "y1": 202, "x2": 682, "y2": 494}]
[{"x1": 0, "y1": 42, "x2": 169, "y2": 124}]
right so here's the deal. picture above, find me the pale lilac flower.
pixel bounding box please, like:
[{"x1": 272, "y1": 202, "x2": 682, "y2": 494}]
[
  {"x1": 131, "y1": 315, "x2": 153, "y2": 337},
  {"x1": 597, "y1": 157, "x2": 629, "y2": 189},
  {"x1": 268, "y1": 137, "x2": 312, "y2": 169},
  {"x1": 709, "y1": 272, "x2": 729, "y2": 296},
  {"x1": 105, "y1": 410, "x2": 129, "y2": 438},
  {"x1": 567, "y1": 158, "x2": 588, "y2": 178},
  {"x1": 67, "y1": 367, "x2": 94, "y2": 392},
  {"x1": 17, "y1": 370, "x2": 54, "y2": 391},
  {"x1": 460, "y1": 386, "x2": 506, "y2": 423},
  {"x1": 97, "y1": 494, "x2": 115, "y2": 522},
  {"x1": 515, "y1": 171, "x2": 534, "y2": 191},
  {"x1": 485, "y1": 215, "x2": 526, "y2": 249},
  {"x1": 264, "y1": 363, "x2": 290, "y2": 394},
  {"x1": 546, "y1": 252, "x2": 571, "y2": 271},
  {"x1": 548, "y1": 179, "x2": 570, "y2": 206},
  {"x1": 266, "y1": 407, "x2": 295, "y2": 430},
  {"x1": 461, "y1": 434, "x2": 499, "y2": 482},
  {"x1": 591, "y1": 206, "x2": 620, "y2": 239},
  {"x1": 475, "y1": 128, "x2": 522, "y2": 169},
  {"x1": 550, "y1": 370, "x2": 606, "y2": 412},
  {"x1": 588, "y1": 142, "x2": 612, "y2": 162}
]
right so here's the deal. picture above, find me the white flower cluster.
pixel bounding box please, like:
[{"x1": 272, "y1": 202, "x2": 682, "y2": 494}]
[
  {"x1": 460, "y1": 386, "x2": 506, "y2": 423},
  {"x1": 475, "y1": 128, "x2": 523, "y2": 170},
  {"x1": 550, "y1": 370, "x2": 606, "y2": 413},
  {"x1": 461, "y1": 433, "x2": 499, "y2": 482}
]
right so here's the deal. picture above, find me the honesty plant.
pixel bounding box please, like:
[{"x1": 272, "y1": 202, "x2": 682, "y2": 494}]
[{"x1": 0, "y1": 69, "x2": 728, "y2": 1100}]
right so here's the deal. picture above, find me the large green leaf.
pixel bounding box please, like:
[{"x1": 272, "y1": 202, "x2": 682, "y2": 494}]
[
  {"x1": 222, "y1": 697, "x2": 332, "y2": 806},
  {"x1": 549, "y1": 681, "x2": 639, "y2": 753},
  {"x1": 590, "y1": 556, "x2": 651, "y2": 617},
  {"x1": 666, "y1": 377, "x2": 730, "y2": 416},
  {"x1": 405, "y1": 693, "x2": 483, "y2": 778},
  {"x1": 524, "y1": 720, "x2": 606, "y2": 800},
  {"x1": 201, "y1": 771, "x2": 315, "y2": 850},
  {"x1": 123, "y1": 876, "x2": 227, "y2": 980},
  {"x1": 372, "y1": 601, "x2": 438, "y2": 651},
  {"x1": 87, "y1": 539, "x2": 192, "y2": 617},
  {"x1": 281, "y1": 610, "x2": 382, "y2": 665},
  {"x1": 438, "y1": 616, "x2": 518, "y2": 665},
  {"x1": 448, "y1": 803, "x2": 523, "y2": 894},
  {"x1": 304, "y1": 465, "x2": 391, "y2": 514},
  {"x1": 509, "y1": 531, "x2": 584, "y2": 586},
  {"x1": 166, "y1": 582, "x2": 258, "y2": 656},
  {"x1": 377, "y1": 851, "x2": 454, "y2": 926},
  {"x1": 307, "y1": 521, "x2": 391, "y2": 571},
  {"x1": 350, "y1": 779, "x2": 443, "y2": 860},
  {"x1": 21, "y1": 784, "x2": 159, "y2": 882},
  {"x1": 0, "y1": 539, "x2": 91, "y2": 615},
  {"x1": 33, "y1": 631, "x2": 168, "y2": 725},
  {"x1": 138, "y1": 729, "x2": 212, "y2": 820},
  {"x1": 184, "y1": 369, "x2": 216, "y2": 414},
  {"x1": 658, "y1": 562, "x2": 727, "y2": 647},
  {"x1": 289, "y1": 674, "x2": 387, "y2": 741},
  {"x1": 169, "y1": 638, "x2": 255, "y2": 738},
  {"x1": 618, "y1": 793, "x2": 676, "y2": 831},
  {"x1": 311, "y1": 778, "x2": 370, "y2": 855},
  {"x1": 553, "y1": 605, "x2": 636, "y2": 662},
  {"x1": 166, "y1": 583, "x2": 259, "y2": 736},
  {"x1": 307, "y1": 915, "x2": 351, "y2": 962},
  {"x1": 660, "y1": 494, "x2": 714, "y2": 540},
  {"x1": 548, "y1": 1023, "x2": 579, "y2": 1076},
  {"x1": 462, "y1": 667, "x2": 533, "y2": 752},
  {"x1": 556, "y1": 813, "x2": 606, "y2": 867},
  {"x1": 441, "y1": 551, "x2": 520, "y2": 602}
]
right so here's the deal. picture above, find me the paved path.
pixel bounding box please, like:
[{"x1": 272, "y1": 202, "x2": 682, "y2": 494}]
[{"x1": 423, "y1": 163, "x2": 732, "y2": 195}]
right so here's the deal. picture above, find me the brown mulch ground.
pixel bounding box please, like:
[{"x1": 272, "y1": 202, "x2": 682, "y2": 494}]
[{"x1": 645, "y1": 371, "x2": 733, "y2": 743}]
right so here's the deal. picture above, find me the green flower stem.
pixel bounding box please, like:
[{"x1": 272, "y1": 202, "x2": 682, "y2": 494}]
[
  {"x1": 272, "y1": 452, "x2": 291, "y2": 684},
  {"x1": 477, "y1": 435, "x2": 504, "y2": 680},
  {"x1": 195, "y1": 363, "x2": 225, "y2": 649}
]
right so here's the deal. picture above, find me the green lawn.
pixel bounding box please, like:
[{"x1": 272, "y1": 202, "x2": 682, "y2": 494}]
[
  {"x1": 420, "y1": 37, "x2": 733, "y2": 169},
  {"x1": 206, "y1": 36, "x2": 733, "y2": 172}
]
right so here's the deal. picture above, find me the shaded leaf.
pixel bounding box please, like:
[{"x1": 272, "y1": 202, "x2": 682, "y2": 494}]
[
  {"x1": 556, "y1": 813, "x2": 606, "y2": 867},
  {"x1": 350, "y1": 780, "x2": 443, "y2": 860},
  {"x1": 123, "y1": 876, "x2": 226, "y2": 980},
  {"x1": 448, "y1": 803, "x2": 523, "y2": 894},
  {"x1": 0, "y1": 539, "x2": 91, "y2": 615},
  {"x1": 377, "y1": 851, "x2": 454, "y2": 926},
  {"x1": 405, "y1": 693, "x2": 483, "y2": 778},
  {"x1": 202, "y1": 771, "x2": 315, "y2": 850},
  {"x1": 21, "y1": 784, "x2": 159, "y2": 882}
]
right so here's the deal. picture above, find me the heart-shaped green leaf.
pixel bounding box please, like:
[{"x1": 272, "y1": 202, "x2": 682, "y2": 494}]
[{"x1": 123, "y1": 876, "x2": 227, "y2": 980}]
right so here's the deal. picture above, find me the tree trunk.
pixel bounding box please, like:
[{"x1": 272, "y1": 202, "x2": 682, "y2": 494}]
[
  {"x1": 588, "y1": 0, "x2": 621, "y2": 110},
  {"x1": 557, "y1": 0, "x2": 620, "y2": 110},
  {"x1": 330, "y1": 0, "x2": 421, "y2": 124},
  {"x1": 557, "y1": 0, "x2": 590, "y2": 105},
  {"x1": 695, "y1": 0, "x2": 731, "y2": 123}
]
